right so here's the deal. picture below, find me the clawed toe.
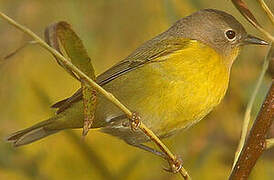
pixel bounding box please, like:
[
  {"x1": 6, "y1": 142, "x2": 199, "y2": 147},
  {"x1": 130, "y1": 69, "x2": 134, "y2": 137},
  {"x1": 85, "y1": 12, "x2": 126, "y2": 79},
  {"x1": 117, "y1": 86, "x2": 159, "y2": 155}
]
[
  {"x1": 163, "y1": 156, "x2": 183, "y2": 174},
  {"x1": 128, "y1": 112, "x2": 141, "y2": 131}
]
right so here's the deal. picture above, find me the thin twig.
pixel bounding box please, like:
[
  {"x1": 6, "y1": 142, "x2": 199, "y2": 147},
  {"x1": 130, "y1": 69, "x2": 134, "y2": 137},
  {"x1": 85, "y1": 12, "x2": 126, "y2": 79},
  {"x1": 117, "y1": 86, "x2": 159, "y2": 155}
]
[
  {"x1": 232, "y1": 44, "x2": 272, "y2": 169},
  {"x1": 4, "y1": 40, "x2": 37, "y2": 60},
  {"x1": 0, "y1": 11, "x2": 191, "y2": 179},
  {"x1": 257, "y1": 0, "x2": 274, "y2": 25}
]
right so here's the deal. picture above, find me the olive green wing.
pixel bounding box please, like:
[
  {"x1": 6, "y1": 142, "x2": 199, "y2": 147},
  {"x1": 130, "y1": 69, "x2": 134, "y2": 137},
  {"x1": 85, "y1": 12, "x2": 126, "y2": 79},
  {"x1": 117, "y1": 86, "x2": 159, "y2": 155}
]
[{"x1": 52, "y1": 37, "x2": 190, "y2": 114}]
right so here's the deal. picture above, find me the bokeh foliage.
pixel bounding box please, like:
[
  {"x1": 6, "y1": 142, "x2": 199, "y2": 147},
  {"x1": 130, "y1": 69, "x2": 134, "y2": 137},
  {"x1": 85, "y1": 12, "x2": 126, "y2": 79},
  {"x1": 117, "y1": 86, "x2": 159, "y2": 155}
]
[{"x1": 0, "y1": 0, "x2": 273, "y2": 179}]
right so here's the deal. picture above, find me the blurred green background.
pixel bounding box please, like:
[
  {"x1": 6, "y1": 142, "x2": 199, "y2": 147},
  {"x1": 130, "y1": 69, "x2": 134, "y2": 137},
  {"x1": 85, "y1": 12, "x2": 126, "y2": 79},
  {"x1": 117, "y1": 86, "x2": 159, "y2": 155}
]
[{"x1": 0, "y1": 0, "x2": 273, "y2": 179}]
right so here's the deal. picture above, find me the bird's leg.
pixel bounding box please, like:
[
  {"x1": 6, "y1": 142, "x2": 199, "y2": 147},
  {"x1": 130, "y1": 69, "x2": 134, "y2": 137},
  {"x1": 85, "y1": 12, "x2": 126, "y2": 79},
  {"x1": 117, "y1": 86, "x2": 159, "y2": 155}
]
[
  {"x1": 133, "y1": 143, "x2": 183, "y2": 174},
  {"x1": 127, "y1": 112, "x2": 166, "y2": 158},
  {"x1": 128, "y1": 112, "x2": 184, "y2": 174},
  {"x1": 131, "y1": 143, "x2": 167, "y2": 159}
]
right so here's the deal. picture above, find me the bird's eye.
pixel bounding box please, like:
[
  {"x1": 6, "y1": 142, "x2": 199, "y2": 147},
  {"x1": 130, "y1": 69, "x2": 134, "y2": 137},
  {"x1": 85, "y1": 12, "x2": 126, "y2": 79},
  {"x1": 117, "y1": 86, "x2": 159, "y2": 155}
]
[{"x1": 225, "y1": 30, "x2": 236, "y2": 41}]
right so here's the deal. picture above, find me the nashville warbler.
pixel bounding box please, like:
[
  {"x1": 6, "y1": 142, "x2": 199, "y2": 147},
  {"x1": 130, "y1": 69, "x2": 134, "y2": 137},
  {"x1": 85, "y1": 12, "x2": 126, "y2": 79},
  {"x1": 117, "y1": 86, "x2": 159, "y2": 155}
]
[{"x1": 7, "y1": 9, "x2": 268, "y2": 156}]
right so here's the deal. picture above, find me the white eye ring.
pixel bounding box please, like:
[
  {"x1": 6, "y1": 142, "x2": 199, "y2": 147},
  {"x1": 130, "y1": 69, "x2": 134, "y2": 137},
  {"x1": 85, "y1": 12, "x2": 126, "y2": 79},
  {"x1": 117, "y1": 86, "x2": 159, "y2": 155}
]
[{"x1": 225, "y1": 29, "x2": 236, "y2": 41}]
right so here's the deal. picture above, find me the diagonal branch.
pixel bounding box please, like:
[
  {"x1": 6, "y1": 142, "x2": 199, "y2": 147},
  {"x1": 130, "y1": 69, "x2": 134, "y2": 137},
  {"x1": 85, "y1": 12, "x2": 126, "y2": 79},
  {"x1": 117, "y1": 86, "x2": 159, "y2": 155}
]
[{"x1": 0, "y1": 11, "x2": 191, "y2": 179}]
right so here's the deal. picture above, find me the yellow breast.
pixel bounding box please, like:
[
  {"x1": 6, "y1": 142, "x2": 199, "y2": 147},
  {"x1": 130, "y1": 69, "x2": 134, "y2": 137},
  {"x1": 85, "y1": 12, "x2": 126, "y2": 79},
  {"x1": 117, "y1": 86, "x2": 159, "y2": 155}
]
[{"x1": 131, "y1": 40, "x2": 230, "y2": 136}]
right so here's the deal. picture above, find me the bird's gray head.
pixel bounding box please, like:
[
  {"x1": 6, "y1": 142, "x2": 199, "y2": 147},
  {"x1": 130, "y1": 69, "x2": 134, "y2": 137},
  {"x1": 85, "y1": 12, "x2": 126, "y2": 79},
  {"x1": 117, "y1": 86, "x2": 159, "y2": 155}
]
[{"x1": 167, "y1": 9, "x2": 268, "y2": 64}]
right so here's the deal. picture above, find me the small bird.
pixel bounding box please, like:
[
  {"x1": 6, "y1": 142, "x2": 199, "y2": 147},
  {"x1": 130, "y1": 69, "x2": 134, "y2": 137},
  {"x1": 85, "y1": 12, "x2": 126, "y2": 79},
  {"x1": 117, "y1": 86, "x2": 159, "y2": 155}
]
[{"x1": 6, "y1": 9, "x2": 268, "y2": 156}]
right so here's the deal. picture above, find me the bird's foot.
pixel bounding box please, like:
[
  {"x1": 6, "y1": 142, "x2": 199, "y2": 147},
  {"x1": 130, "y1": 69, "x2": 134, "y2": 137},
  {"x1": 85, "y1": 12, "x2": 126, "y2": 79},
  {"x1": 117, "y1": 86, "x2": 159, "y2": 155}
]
[
  {"x1": 163, "y1": 156, "x2": 183, "y2": 174},
  {"x1": 128, "y1": 112, "x2": 141, "y2": 131}
]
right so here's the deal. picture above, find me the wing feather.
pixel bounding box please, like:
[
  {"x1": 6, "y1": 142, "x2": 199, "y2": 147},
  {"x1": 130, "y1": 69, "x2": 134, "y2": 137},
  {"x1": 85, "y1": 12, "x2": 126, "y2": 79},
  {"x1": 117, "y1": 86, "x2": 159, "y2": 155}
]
[{"x1": 52, "y1": 36, "x2": 190, "y2": 114}]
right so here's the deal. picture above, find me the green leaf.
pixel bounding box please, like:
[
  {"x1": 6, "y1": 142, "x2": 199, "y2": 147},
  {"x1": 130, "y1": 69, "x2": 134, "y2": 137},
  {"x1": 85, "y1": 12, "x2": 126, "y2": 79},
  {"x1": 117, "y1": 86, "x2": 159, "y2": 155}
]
[{"x1": 44, "y1": 21, "x2": 97, "y2": 136}]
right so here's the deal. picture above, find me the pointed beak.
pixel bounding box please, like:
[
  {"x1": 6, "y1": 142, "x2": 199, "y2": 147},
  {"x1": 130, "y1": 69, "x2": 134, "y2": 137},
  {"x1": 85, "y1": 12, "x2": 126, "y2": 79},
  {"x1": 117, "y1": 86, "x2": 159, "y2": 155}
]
[{"x1": 243, "y1": 35, "x2": 268, "y2": 46}]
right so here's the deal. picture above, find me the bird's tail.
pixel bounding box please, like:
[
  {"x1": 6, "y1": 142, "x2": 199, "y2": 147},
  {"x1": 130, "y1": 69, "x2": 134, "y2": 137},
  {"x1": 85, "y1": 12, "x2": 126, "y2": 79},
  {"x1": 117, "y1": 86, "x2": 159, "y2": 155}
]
[{"x1": 5, "y1": 117, "x2": 60, "y2": 147}]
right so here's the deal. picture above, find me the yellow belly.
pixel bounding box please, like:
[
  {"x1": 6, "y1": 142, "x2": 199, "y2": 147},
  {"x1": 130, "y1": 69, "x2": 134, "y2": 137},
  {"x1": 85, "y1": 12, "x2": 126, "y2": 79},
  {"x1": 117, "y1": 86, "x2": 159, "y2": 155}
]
[{"x1": 93, "y1": 40, "x2": 230, "y2": 143}]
